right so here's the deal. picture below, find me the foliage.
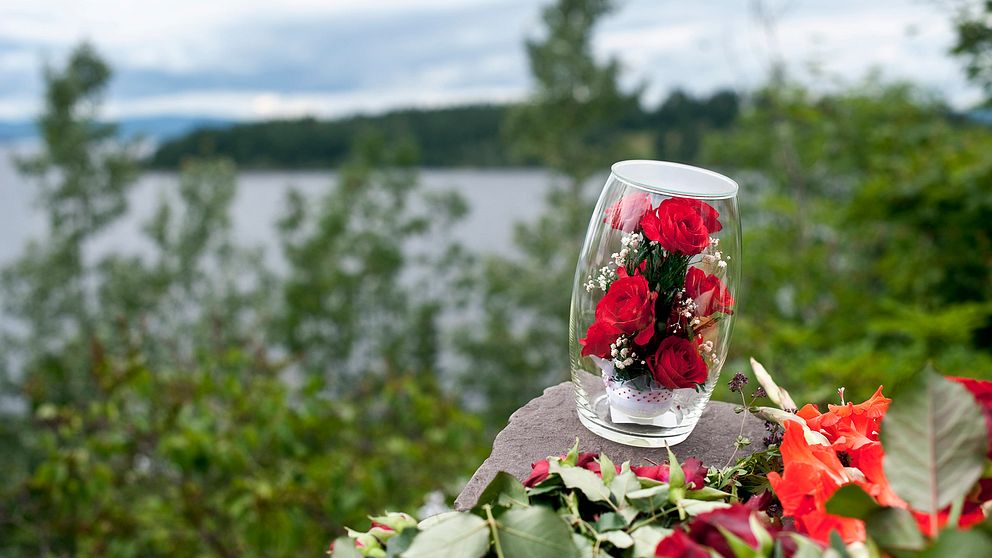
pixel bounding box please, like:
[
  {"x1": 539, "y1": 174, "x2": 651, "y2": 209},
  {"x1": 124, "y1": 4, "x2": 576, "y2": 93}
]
[
  {"x1": 333, "y1": 366, "x2": 992, "y2": 558},
  {"x1": 333, "y1": 442, "x2": 789, "y2": 558},
  {"x1": 0, "y1": 44, "x2": 486, "y2": 557},
  {"x1": 455, "y1": 0, "x2": 646, "y2": 427},
  {"x1": 149, "y1": 105, "x2": 512, "y2": 169},
  {"x1": 146, "y1": 93, "x2": 739, "y2": 172},
  {"x1": 701, "y1": 80, "x2": 992, "y2": 403},
  {"x1": 647, "y1": 89, "x2": 740, "y2": 164},
  {"x1": 2, "y1": 347, "x2": 480, "y2": 557},
  {"x1": 275, "y1": 131, "x2": 468, "y2": 387},
  {"x1": 951, "y1": 0, "x2": 992, "y2": 102}
]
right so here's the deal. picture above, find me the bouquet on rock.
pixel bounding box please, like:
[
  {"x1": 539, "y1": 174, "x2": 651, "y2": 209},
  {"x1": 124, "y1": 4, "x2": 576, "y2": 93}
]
[
  {"x1": 580, "y1": 193, "x2": 735, "y2": 424},
  {"x1": 330, "y1": 362, "x2": 992, "y2": 558}
]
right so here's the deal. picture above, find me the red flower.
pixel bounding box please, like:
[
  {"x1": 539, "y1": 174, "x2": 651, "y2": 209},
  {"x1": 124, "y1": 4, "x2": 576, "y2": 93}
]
[
  {"x1": 655, "y1": 529, "x2": 710, "y2": 558},
  {"x1": 593, "y1": 274, "x2": 657, "y2": 345},
  {"x1": 604, "y1": 192, "x2": 653, "y2": 232},
  {"x1": 646, "y1": 336, "x2": 708, "y2": 389},
  {"x1": 912, "y1": 505, "x2": 988, "y2": 537},
  {"x1": 950, "y1": 377, "x2": 992, "y2": 459},
  {"x1": 668, "y1": 197, "x2": 723, "y2": 233},
  {"x1": 524, "y1": 459, "x2": 551, "y2": 487},
  {"x1": 641, "y1": 198, "x2": 711, "y2": 256},
  {"x1": 797, "y1": 387, "x2": 890, "y2": 457},
  {"x1": 579, "y1": 320, "x2": 621, "y2": 358},
  {"x1": 684, "y1": 267, "x2": 735, "y2": 316},
  {"x1": 688, "y1": 504, "x2": 765, "y2": 557},
  {"x1": 524, "y1": 452, "x2": 620, "y2": 488},
  {"x1": 632, "y1": 457, "x2": 707, "y2": 489},
  {"x1": 767, "y1": 422, "x2": 866, "y2": 544}
]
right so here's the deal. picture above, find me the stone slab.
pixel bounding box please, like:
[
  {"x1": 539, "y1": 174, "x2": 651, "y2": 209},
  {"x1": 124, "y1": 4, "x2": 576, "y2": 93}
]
[{"x1": 455, "y1": 381, "x2": 766, "y2": 510}]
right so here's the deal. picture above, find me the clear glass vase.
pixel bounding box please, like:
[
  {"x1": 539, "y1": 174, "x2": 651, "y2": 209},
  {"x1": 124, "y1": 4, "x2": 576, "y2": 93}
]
[{"x1": 570, "y1": 160, "x2": 740, "y2": 447}]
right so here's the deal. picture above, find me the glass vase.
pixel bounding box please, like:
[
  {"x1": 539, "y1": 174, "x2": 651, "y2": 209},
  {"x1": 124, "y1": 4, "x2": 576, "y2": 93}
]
[{"x1": 569, "y1": 160, "x2": 740, "y2": 447}]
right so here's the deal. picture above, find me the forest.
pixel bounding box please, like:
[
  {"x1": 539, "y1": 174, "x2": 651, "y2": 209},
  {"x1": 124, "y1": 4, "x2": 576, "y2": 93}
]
[{"x1": 147, "y1": 92, "x2": 740, "y2": 169}]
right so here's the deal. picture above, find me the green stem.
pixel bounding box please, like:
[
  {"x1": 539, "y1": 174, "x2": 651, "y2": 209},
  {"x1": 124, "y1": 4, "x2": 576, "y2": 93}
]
[
  {"x1": 947, "y1": 494, "x2": 966, "y2": 531},
  {"x1": 723, "y1": 390, "x2": 750, "y2": 469},
  {"x1": 484, "y1": 505, "x2": 505, "y2": 558}
]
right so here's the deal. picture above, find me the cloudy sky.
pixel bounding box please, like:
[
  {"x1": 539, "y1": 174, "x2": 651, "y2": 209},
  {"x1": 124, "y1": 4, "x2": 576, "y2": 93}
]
[{"x1": 0, "y1": 0, "x2": 981, "y2": 121}]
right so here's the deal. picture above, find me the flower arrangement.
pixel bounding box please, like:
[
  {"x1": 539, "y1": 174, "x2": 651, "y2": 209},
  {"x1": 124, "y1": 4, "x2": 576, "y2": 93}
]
[
  {"x1": 578, "y1": 193, "x2": 735, "y2": 426},
  {"x1": 329, "y1": 361, "x2": 992, "y2": 557}
]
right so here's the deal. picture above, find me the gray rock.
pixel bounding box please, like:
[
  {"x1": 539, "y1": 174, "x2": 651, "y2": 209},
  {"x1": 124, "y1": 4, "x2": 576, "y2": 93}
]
[{"x1": 455, "y1": 382, "x2": 767, "y2": 510}]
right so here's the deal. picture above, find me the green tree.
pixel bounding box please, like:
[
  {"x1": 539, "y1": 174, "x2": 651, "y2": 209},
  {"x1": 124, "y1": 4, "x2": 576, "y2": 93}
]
[
  {"x1": 277, "y1": 133, "x2": 469, "y2": 389},
  {"x1": 458, "y1": 0, "x2": 645, "y2": 426},
  {"x1": 701, "y1": 79, "x2": 992, "y2": 401},
  {"x1": 1, "y1": 43, "x2": 138, "y2": 407},
  {"x1": 952, "y1": 0, "x2": 992, "y2": 103},
  {"x1": 0, "y1": 45, "x2": 486, "y2": 557}
]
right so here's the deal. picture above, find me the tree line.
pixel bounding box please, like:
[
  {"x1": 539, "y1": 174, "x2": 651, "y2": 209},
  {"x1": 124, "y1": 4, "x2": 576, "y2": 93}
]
[{"x1": 147, "y1": 91, "x2": 740, "y2": 169}]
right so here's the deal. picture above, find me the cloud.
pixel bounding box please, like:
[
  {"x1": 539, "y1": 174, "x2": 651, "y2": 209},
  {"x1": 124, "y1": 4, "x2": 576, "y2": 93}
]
[{"x1": 0, "y1": 0, "x2": 983, "y2": 120}]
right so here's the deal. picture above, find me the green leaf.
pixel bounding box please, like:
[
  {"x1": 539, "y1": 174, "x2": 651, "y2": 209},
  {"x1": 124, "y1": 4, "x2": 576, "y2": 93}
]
[
  {"x1": 626, "y1": 485, "x2": 670, "y2": 512},
  {"x1": 549, "y1": 460, "x2": 612, "y2": 503},
  {"x1": 385, "y1": 529, "x2": 418, "y2": 558},
  {"x1": 495, "y1": 506, "x2": 580, "y2": 558},
  {"x1": 609, "y1": 467, "x2": 641, "y2": 505},
  {"x1": 680, "y1": 499, "x2": 731, "y2": 517},
  {"x1": 828, "y1": 531, "x2": 849, "y2": 557},
  {"x1": 630, "y1": 526, "x2": 672, "y2": 558},
  {"x1": 593, "y1": 512, "x2": 627, "y2": 532},
  {"x1": 527, "y1": 480, "x2": 563, "y2": 497},
  {"x1": 475, "y1": 471, "x2": 529, "y2": 509},
  {"x1": 825, "y1": 484, "x2": 925, "y2": 552},
  {"x1": 749, "y1": 514, "x2": 774, "y2": 555},
  {"x1": 666, "y1": 445, "x2": 685, "y2": 489},
  {"x1": 416, "y1": 511, "x2": 460, "y2": 530},
  {"x1": 571, "y1": 533, "x2": 595, "y2": 558},
  {"x1": 685, "y1": 486, "x2": 732, "y2": 501},
  {"x1": 865, "y1": 507, "x2": 925, "y2": 552},
  {"x1": 881, "y1": 367, "x2": 989, "y2": 515},
  {"x1": 825, "y1": 484, "x2": 881, "y2": 519},
  {"x1": 563, "y1": 440, "x2": 580, "y2": 466},
  {"x1": 717, "y1": 526, "x2": 760, "y2": 558},
  {"x1": 921, "y1": 527, "x2": 992, "y2": 558},
  {"x1": 597, "y1": 453, "x2": 617, "y2": 486},
  {"x1": 779, "y1": 534, "x2": 825, "y2": 558},
  {"x1": 402, "y1": 513, "x2": 489, "y2": 558},
  {"x1": 596, "y1": 529, "x2": 634, "y2": 549},
  {"x1": 331, "y1": 537, "x2": 363, "y2": 558}
]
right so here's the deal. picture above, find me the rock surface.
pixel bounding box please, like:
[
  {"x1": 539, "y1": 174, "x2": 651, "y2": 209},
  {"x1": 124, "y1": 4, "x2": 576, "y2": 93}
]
[{"x1": 455, "y1": 381, "x2": 766, "y2": 510}]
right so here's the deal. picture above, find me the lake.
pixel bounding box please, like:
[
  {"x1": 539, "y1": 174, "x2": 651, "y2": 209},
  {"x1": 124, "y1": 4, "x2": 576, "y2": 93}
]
[{"x1": 0, "y1": 147, "x2": 573, "y2": 269}]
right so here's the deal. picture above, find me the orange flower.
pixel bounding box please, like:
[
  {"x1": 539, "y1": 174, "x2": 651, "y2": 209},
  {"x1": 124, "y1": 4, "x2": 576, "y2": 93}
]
[
  {"x1": 767, "y1": 422, "x2": 866, "y2": 544},
  {"x1": 772, "y1": 383, "x2": 992, "y2": 544},
  {"x1": 770, "y1": 388, "x2": 900, "y2": 544},
  {"x1": 797, "y1": 386, "x2": 890, "y2": 454}
]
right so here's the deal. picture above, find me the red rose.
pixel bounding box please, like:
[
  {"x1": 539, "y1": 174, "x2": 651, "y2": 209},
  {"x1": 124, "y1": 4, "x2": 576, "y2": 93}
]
[
  {"x1": 524, "y1": 459, "x2": 551, "y2": 487},
  {"x1": 580, "y1": 320, "x2": 621, "y2": 358},
  {"x1": 688, "y1": 504, "x2": 764, "y2": 557},
  {"x1": 631, "y1": 456, "x2": 707, "y2": 489},
  {"x1": 647, "y1": 336, "x2": 708, "y2": 389},
  {"x1": 685, "y1": 267, "x2": 735, "y2": 316},
  {"x1": 524, "y1": 452, "x2": 620, "y2": 487},
  {"x1": 580, "y1": 453, "x2": 622, "y2": 477},
  {"x1": 604, "y1": 192, "x2": 653, "y2": 232},
  {"x1": 594, "y1": 274, "x2": 657, "y2": 346},
  {"x1": 668, "y1": 197, "x2": 722, "y2": 233},
  {"x1": 641, "y1": 198, "x2": 710, "y2": 255},
  {"x1": 655, "y1": 530, "x2": 710, "y2": 558}
]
